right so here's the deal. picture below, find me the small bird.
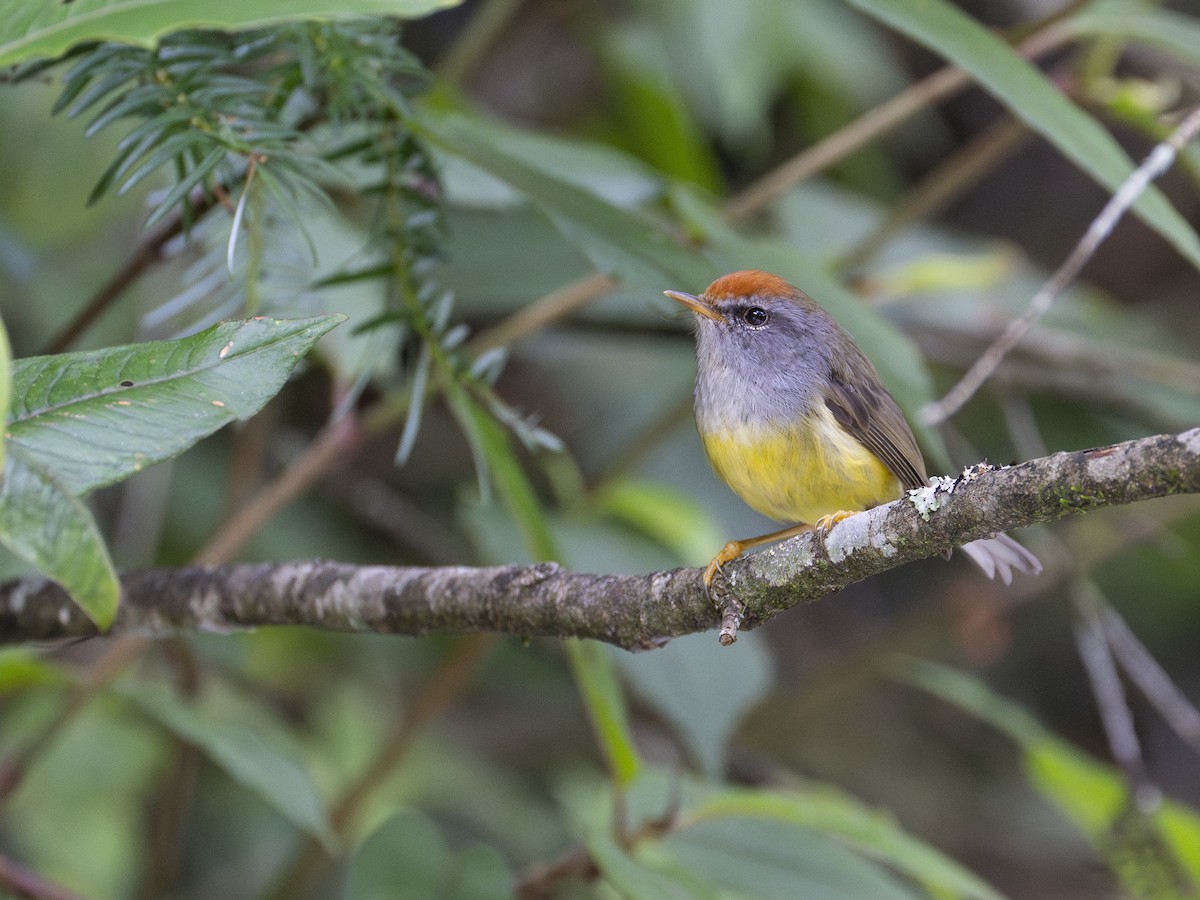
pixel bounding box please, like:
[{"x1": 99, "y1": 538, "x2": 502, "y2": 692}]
[{"x1": 665, "y1": 270, "x2": 1041, "y2": 589}]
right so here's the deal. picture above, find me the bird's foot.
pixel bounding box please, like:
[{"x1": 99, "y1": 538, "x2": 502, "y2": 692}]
[{"x1": 813, "y1": 510, "x2": 856, "y2": 553}]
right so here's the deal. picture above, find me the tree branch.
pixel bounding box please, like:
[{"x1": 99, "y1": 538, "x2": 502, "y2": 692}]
[{"x1": 2, "y1": 428, "x2": 1198, "y2": 648}]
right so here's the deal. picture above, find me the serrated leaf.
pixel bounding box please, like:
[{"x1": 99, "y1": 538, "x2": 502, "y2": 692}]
[
  {"x1": 8, "y1": 315, "x2": 343, "y2": 497},
  {"x1": 0, "y1": 0, "x2": 463, "y2": 67},
  {"x1": 0, "y1": 452, "x2": 120, "y2": 628},
  {"x1": 122, "y1": 681, "x2": 336, "y2": 850},
  {"x1": 845, "y1": 0, "x2": 1200, "y2": 270}
]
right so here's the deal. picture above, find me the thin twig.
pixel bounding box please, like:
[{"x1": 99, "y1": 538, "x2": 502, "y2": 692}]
[
  {"x1": 467, "y1": 272, "x2": 616, "y2": 353},
  {"x1": 922, "y1": 104, "x2": 1200, "y2": 426},
  {"x1": 838, "y1": 117, "x2": 1031, "y2": 273},
  {"x1": 1071, "y1": 578, "x2": 1158, "y2": 811},
  {"x1": 435, "y1": 0, "x2": 526, "y2": 87},
  {"x1": 723, "y1": 24, "x2": 1072, "y2": 224},
  {"x1": 0, "y1": 408, "x2": 354, "y2": 804},
  {"x1": 1100, "y1": 605, "x2": 1200, "y2": 756},
  {"x1": 192, "y1": 411, "x2": 362, "y2": 566},
  {"x1": 446, "y1": 15, "x2": 1071, "y2": 378},
  {"x1": 464, "y1": 18, "x2": 1074, "y2": 354},
  {"x1": 41, "y1": 193, "x2": 218, "y2": 355}
]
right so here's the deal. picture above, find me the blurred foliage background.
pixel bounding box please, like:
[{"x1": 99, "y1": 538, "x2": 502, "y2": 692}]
[{"x1": 1, "y1": 0, "x2": 1200, "y2": 897}]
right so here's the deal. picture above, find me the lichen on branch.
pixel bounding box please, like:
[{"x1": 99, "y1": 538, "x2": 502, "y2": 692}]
[{"x1": 2, "y1": 427, "x2": 1198, "y2": 649}]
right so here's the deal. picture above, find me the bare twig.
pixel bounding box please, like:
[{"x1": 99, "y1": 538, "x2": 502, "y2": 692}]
[
  {"x1": 41, "y1": 193, "x2": 219, "y2": 355},
  {"x1": 3, "y1": 427, "x2": 1198, "y2": 648},
  {"x1": 1071, "y1": 579, "x2": 1158, "y2": 811},
  {"x1": 922, "y1": 105, "x2": 1200, "y2": 426},
  {"x1": 468, "y1": 272, "x2": 616, "y2": 353},
  {"x1": 1101, "y1": 605, "x2": 1200, "y2": 756},
  {"x1": 192, "y1": 412, "x2": 363, "y2": 566},
  {"x1": 839, "y1": 117, "x2": 1031, "y2": 273},
  {"x1": 723, "y1": 24, "x2": 1072, "y2": 224}
]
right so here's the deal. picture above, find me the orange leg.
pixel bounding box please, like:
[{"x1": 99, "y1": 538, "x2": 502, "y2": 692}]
[{"x1": 703, "y1": 511, "x2": 859, "y2": 590}]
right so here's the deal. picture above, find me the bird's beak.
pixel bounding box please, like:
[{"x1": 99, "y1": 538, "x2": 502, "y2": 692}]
[{"x1": 663, "y1": 289, "x2": 721, "y2": 321}]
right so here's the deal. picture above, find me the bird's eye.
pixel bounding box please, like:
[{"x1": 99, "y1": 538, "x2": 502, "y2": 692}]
[{"x1": 743, "y1": 306, "x2": 769, "y2": 327}]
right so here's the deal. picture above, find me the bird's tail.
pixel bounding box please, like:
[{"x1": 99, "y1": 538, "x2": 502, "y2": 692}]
[{"x1": 958, "y1": 534, "x2": 1042, "y2": 585}]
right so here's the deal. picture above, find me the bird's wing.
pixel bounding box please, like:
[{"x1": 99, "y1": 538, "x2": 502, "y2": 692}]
[{"x1": 824, "y1": 350, "x2": 928, "y2": 492}]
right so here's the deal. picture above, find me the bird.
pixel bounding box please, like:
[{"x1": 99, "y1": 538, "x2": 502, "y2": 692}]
[{"x1": 664, "y1": 269, "x2": 1041, "y2": 589}]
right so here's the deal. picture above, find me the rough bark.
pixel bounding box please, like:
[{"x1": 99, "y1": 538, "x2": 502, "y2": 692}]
[{"x1": 2, "y1": 427, "x2": 1198, "y2": 650}]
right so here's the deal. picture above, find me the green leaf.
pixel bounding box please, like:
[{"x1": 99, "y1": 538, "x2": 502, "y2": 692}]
[
  {"x1": 122, "y1": 680, "x2": 336, "y2": 850},
  {"x1": 598, "y1": 22, "x2": 722, "y2": 190},
  {"x1": 345, "y1": 810, "x2": 512, "y2": 900},
  {"x1": 595, "y1": 478, "x2": 724, "y2": 567},
  {"x1": 687, "y1": 785, "x2": 1004, "y2": 900},
  {"x1": 419, "y1": 110, "x2": 717, "y2": 291},
  {"x1": 1071, "y1": 1, "x2": 1200, "y2": 69},
  {"x1": 844, "y1": 0, "x2": 1200, "y2": 270},
  {"x1": 0, "y1": 312, "x2": 9, "y2": 474},
  {"x1": 0, "y1": 648, "x2": 70, "y2": 693},
  {"x1": 894, "y1": 657, "x2": 1200, "y2": 890},
  {"x1": 0, "y1": 0, "x2": 463, "y2": 66},
  {"x1": 588, "y1": 827, "x2": 721, "y2": 900},
  {"x1": 660, "y1": 817, "x2": 921, "y2": 900},
  {"x1": 8, "y1": 315, "x2": 343, "y2": 497},
  {"x1": 611, "y1": 631, "x2": 773, "y2": 779},
  {"x1": 566, "y1": 639, "x2": 642, "y2": 789},
  {"x1": 0, "y1": 452, "x2": 120, "y2": 628},
  {"x1": 442, "y1": 381, "x2": 556, "y2": 561}
]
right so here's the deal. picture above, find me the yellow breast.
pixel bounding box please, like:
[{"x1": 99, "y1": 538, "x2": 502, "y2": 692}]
[{"x1": 700, "y1": 403, "x2": 901, "y2": 524}]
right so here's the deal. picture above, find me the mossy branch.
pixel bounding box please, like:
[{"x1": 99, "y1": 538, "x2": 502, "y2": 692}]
[{"x1": 2, "y1": 427, "x2": 1198, "y2": 649}]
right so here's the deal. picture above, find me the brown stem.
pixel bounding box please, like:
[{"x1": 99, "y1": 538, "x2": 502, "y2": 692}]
[
  {"x1": 192, "y1": 411, "x2": 363, "y2": 566},
  {"x1": 722, "y1": 24, "x2": 1073, "y2": 225},
  {"x1": 41, "y1": 193, "x2": 219, "y2": 355},
  {"x1": 839, "y1": 117, "x2": 1031, "y2": 273}
]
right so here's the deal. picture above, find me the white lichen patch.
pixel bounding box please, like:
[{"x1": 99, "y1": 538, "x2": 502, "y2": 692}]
[
  {"x1": 908, "y1": 475, "x2": 957, "y2": 521},
  {"x1": 822, "y1": 513, "x2": 868, "y2": 563},
  {"x1": 869, "y1": 529, "x2": 898, "y2": 557},
  {"x1": 1179, "y1": 427, "x2": 1200, "y2": 455},
  {"x1": 959, "y1": 462, "x2": 995, "y2": 481},
  {"x1": 750, "y1": 541, "x2": 816, "y2": 586}
]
